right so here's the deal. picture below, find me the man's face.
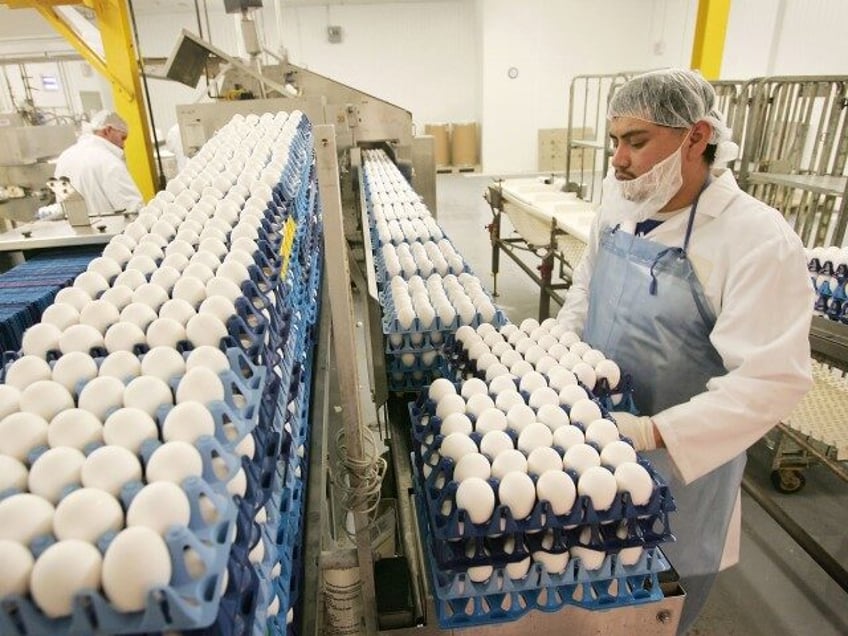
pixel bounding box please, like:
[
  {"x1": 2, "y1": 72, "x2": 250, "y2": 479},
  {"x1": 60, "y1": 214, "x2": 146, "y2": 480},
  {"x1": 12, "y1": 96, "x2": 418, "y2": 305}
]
[
  {"x1": 608, "y1": 117, "x2": 689, "y2": 180},
  {"x1": 103, "y1": 125, "x2": 128, "y2": 150}
]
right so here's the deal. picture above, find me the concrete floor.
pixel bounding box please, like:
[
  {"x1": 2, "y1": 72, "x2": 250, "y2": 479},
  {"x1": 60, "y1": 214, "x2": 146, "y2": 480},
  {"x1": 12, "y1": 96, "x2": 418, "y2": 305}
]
[{"x1": 434, "y1": 172, "x2": 848, "y2": 636}]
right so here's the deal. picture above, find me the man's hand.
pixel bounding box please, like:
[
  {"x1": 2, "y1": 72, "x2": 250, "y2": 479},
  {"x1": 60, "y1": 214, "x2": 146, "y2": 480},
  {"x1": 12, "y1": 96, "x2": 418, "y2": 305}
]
[{"x1": 611, "y1": 411, "x2": 659, "y2": 451}]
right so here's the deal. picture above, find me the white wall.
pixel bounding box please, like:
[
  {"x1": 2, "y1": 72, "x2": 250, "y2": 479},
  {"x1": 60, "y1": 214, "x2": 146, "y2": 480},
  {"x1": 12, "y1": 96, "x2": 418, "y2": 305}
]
[
  {"x1": 723, "y1": 0, "x2": 848, "y2": 78},
  {"x1": 478, "y1": 0, "x2": 698, "y2": 173}
]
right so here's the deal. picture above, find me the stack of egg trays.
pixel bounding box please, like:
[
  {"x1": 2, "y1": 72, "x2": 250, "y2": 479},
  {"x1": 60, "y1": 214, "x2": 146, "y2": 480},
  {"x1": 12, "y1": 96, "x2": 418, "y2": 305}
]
[
  {"x1": 0, "y1": 346, "x2": 266, "y2": 634},
  {"x1": 808, "y1": 252, "x2": 848, "y2": 322},
  {"x1": 408, "y1": 399, "x2": 676, "y2": 551},
  {"x1": 411, "y1": 486, "x2": 669, "y2": 629}
]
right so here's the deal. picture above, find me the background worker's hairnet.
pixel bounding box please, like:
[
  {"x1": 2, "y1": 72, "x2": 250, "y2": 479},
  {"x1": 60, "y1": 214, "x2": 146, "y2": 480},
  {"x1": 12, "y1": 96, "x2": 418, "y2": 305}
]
[
  {"x1": 89, "y1": 110, "x2": 129, "y2": 134},
  {"x1": 608, "y1": 69, "x2": 738, "y2": 164}
]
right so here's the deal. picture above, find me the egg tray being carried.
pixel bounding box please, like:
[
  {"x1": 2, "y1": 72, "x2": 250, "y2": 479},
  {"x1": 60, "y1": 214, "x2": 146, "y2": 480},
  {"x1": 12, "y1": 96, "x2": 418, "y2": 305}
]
[
  {"x1": 441, "y1": 339, "x2": 638, "y2": 416},
  {"x1": 407, "y1": 399, "x2": 675, "y2": 545},
  {"x1": 412, "y1": 487, "x2": 669, "y2": 630}
]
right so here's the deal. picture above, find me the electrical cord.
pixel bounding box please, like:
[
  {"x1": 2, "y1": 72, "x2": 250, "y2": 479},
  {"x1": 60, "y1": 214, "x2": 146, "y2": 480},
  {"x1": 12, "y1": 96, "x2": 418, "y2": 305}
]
[{"x1": 330, "y1": 424, "x2": 387, "y2": 537}]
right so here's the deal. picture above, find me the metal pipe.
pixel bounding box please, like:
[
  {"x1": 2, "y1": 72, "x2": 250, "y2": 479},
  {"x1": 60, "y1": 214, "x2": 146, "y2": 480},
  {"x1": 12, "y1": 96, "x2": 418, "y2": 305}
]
[{"x1": 741, "y1": 474, "x2": 848, "y2": 594}]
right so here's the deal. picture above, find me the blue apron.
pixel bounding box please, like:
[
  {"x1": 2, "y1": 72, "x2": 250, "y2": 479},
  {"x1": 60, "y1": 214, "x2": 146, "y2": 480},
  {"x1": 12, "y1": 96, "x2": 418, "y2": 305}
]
[{"x1": 583, "y1": 186, "x2": 746, "y2": 580}]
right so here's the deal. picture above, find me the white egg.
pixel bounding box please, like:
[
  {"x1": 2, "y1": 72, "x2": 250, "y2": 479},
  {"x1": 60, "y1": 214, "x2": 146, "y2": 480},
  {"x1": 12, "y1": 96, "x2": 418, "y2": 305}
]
[
  {"x1": 103, "y1": 321, "x2": 146, "y2": 353},
  {"x1": 0, "y1": 493, "x2": 54, "y2": 544},
  {"x1": 568, "y1": 356, "x2": 597, "y2": 387},
  {"x1": 503, "y1": 536, "x2": 532, "y2": 580},
  {"x1": 465, "y1": 393, "x2": 495, "y2": 419},
  {"x1": 535, "y1": 404, "x2": 570, "y2": 431},
  {"x1": 162, "y1": 401, "x2": 216, "y2": 443},
  {"x1": 98, "y1": 350, "x2": 141, "y2": 381},
  {"x1": 103, "y1": 407, "x2": 158, "y2": 453},
  {"x1": 517, "y1": 422, "x2": 554, "y2": 455},
  {"x1": 526, "y1": 446, "x2": 563, "y2": 476},
  {"x1": 0, "y1": 540, "x2": 33, "y2": 596},
  {"x1": 0, "y1": 455, "x2": 28, "y2": 491},
  {"x1": 577, "y1": 465, "x2": 618, "y2": 511},
  {"x1": 40, "y1": 303, "x2": 80, "y2": 331},
  {"x1": 601, "y1": 440, "x2": 638, "y2": 468},
  {"x1": 518, "y1": 371, "x2": 547, "y2": 394},
  {"x1": 614, "y1": 461, "x2": 654, "y2": 506},
  {"x1": 172, "y1": 276, "x2": 208, "y2": 307},
  {"x1": 5, "y1": 355, "x2": 52, "y2": 390},
  {"x1": 568, "y1": 398, "x2": 603, "y2": 427},
  {"x1": 532, "y1": 533, "x2": 570, "y2": 575},
  {"x1": 176, "y1": 366, "x2": 225, "y2": 404},
  {"x1": 30, "y1": 540, "x2": 102, "y2": 618},
  {"x1": 428, "y1": 378, "x2": 456, "y2": 403},
  {"x1": 509, "y1": 360, "x2": 535, "y2": 378},
  {"x1": 559, "y1": 385, "x2": 589, "y2": 408},
  {"x1": 473, "y1": 408, "x2": 508, "y2": 434},
  {"x1": 75, "y1": 376, "x2": 123, "y2": 417},
  {"x1": 595, "y1": 359, "x2": 622, "y2": 390},
  {"x1": 494, "y1": 389, "x2": 524, "y2": 413},
  {"x1": 440, "y1": 412, "x2": 473, "y2": 436},
  {"x1": 73, "y1": 271, "x2": 110, "y2": 299},
  {"x1": 54, "y1": 286, "x2": 92, "y2": 312},
  {"x1": 52, "y1": 487, "x2": 123, "y2": 543},
  {"x1": 439, "y1": 432, "x2": 477, "y2": 463},
  {"x1": 81, "y1": 445, "x2": 142, "y2": 496},
  {"x1": 145, "y1": 318, "x2": 187, "y2": 350},
  {"x1": 47, "y1": 408, "x2": 102, "y2": 451},
  {"x1": 124, "y1": 375, "x2": 173, "y2": 417},
  {"x1": 51, "y1": 352, "x2": 98, "y2": 393},
  {"x1": 491, "y1": 449, "x2": 528, "y2": 479},
  {"x1": 558, "y1": 352, "x2": 583, "y2": 370},
  {"x1": 198, "y1": 296, "x2": 236, "y2": 324},
  {"x1": 0, "y1": 412, "x2": 48, "y2": 461},
  {"x1": 102, "y1": 526, "x2": 172, "y2": 611},
  {"x1": 570, "y1": 527, "x2": 606, "y2": 571},
  {"x1": 479, "y1": 430, "x2": 514, "y2": 459},
  {"x1": 435, "y1": 394, "x2": 466, "y2": 420},
  {"x1": 582, "y1": 348, "x2": 606, "y2": 367},
  {"x1": 484, "y1": 363, "x2": 510, "y2": 382},
  {"x1": 161, "y1": 252, "x2": 190, "y2": 272},
  {"x1": 132, "y1": 283, "x2": 170, "y2": 312},
  {"x1": 506, "y1": 403, "x2": 536, "y2": 435},
  {"x1": 119, "y1": 302, "x2": 158, "y2": 331},
  {"x1": 528, "y1": 386, "x2": 559, "y2": 410},
  {"x1": 488, "y1": 374, "x2": 517, "y2": 395},
  {"x1": 584, "y1": 418, "x2": 621, "y2": 449},
  {"x1": 0, "y1": 384, "x2": 19, "y2": 419},
  {"x1": 145, "y1": 441, "x2": 204, "y2": 485},
  {"x1": 185, "y1": 346, "x2": 230, "y2": 374},
  {"x1": 552, "y1": 424, "x2": 585, "y2": 451},
  {"x1": 547, "y1": 367, "x2": 578, "y2": 392},
  {"x1": 562, "y1": 443, "x2": 601, "y2": 476},
  {"x1": 186, "y1": 313, "x2": 229, "y2": 349},
  {"x1": 455, "y1": 477, "x2": 494, "y2": 524},
  {"x1": 536, "y1": 470, "x2": 576, "y2": 515},
  {"x1": 460, "y1": 377, "x2": 488, "y2": 400},
  {"x1": 59, "y1": 323, "x2": 104, "y2": 355},
  {"x1": 158, "y1": 298, "x2": 197, "y2": 326},
  {"x1": 453, "y1": 453, "x2": 491, "y2": 482},
  {"x1": 86, "y1": 256, "x2": 123, "y2": 282},
  {"x1": 535, "y1": 355, "x2": 559, "y2": 375},
  {"x1": 113, "y1": 268, "x2": 147, "y2": 291},
  {"x1": 498, "y1": 471, "x2": 536, "y2": 520},
  {"x1": 27, "y1": 447, "x2": 85, "y2": 503},
  {"x1": 139, "y1": 346, "x2": 186, "y2": 383},
  {"x1": 126, "y1": 481, "x2": 191, "y2": 535},
  {"x1": 226, "y1": 467, "x2": 247, "y2": 497}
]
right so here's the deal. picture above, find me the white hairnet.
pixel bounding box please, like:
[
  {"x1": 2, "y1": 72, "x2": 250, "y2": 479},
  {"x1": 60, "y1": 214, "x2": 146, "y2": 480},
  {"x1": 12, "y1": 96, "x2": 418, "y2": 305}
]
[
  {"x1": 608, "y1": 69, "x2": 738, "y2": 164},
  {"x1": 90, "y1": 110, "x2": 128, "y2": 134}
]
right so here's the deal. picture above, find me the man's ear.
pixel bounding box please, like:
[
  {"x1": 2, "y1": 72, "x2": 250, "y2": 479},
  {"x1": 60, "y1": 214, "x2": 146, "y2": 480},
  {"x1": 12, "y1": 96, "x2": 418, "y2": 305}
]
[{"x1": 687, "y1": 121, "x2": 712, "y2": 158}]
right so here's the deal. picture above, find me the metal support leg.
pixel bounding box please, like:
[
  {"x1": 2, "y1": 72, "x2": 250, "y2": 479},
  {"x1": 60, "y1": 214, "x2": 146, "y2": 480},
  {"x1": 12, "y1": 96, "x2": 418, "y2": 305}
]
[{"x1": 485, "y1": 184, "x2": 504, "y2": 297}]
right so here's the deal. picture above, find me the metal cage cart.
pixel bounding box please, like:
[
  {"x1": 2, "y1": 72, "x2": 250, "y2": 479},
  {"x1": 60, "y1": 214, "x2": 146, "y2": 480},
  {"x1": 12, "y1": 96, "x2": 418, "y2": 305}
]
[{"x1": 735, "y1": 75, "x2": 848, "y2": 247}]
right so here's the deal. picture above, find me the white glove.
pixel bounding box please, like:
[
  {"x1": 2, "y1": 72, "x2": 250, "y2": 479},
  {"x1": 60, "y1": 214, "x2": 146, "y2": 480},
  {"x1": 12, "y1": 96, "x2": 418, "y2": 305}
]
[{"x1": 611, "y1": 411, "x2": 658, "y2": 451}]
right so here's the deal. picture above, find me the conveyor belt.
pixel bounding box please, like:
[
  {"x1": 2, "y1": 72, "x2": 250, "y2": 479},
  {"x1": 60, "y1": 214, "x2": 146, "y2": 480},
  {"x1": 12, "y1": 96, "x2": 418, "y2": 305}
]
[{"x1": 784, "y1": 361, "x2": 848, "y2": 461}]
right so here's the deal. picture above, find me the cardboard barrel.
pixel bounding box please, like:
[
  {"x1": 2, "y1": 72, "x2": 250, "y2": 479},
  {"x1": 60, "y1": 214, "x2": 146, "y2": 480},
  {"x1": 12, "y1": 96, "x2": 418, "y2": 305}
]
[
  {"x1": 450, "y1": 122, "x2": 478, "y2": 167},
  {"x1": 425, "y1": 123, "x2": 451, "y2": 167}
]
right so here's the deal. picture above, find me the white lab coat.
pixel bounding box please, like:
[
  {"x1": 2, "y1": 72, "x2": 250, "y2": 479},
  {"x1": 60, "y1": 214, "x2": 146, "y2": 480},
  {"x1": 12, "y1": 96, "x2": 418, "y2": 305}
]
[
  {"x1": 54, "y1": 133, "x2": 143, "y2": 215},
  {"x1": 558, "y1": 168, "x2": 814, "y2": 569}
]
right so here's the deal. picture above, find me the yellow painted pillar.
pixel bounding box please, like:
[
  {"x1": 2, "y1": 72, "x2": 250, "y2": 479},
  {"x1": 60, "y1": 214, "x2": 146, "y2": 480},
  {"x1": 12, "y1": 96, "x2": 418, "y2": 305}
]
[
  {"x1": 690, "y1": 0, "x2": 732, "y2": 80},
  {"x1": 2, "y1": 0, "x2": 156, "y2": 200}
]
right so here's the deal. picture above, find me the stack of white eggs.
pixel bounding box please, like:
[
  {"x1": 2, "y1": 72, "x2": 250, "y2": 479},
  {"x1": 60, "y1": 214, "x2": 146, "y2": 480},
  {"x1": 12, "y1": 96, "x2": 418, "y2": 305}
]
[
  {"x1": 0, "y1": 111, "x2": 311, "y2": 628},
  {"x1": 412, "y1": 321, "x2": 665, "y2": 583}
]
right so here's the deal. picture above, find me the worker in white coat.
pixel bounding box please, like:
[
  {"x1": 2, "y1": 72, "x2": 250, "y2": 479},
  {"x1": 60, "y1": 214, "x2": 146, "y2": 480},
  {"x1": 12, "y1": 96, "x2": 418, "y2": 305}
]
[
  {"x1": 54, "y1": 110, "x2": 143, "y2": 215},
  {"x1": 557, "y1": 69, "x2": 813, "y2": 633}
]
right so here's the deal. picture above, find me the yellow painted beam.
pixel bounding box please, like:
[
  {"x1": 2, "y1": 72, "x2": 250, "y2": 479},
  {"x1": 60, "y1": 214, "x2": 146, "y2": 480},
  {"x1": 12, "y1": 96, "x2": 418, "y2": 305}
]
[
  {"x1": 90, "y1": 0, "x2": 155, "y2": 200},
  {"x1": 2, "y1": 0, "x2": 156, "y2": 200},
  {"x1": 690, "y1": 0, "x2": 731, "y2": 80}
]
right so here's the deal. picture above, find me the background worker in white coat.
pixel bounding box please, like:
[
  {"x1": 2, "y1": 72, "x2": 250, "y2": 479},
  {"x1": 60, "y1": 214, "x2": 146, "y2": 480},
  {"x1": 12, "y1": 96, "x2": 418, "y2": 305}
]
[
  {"x1": 54, "y1": 110, "x2": 143, "y2": 215},
  {"x1": 557, "y1": 69, "x2": 813, "y2": 633}
]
